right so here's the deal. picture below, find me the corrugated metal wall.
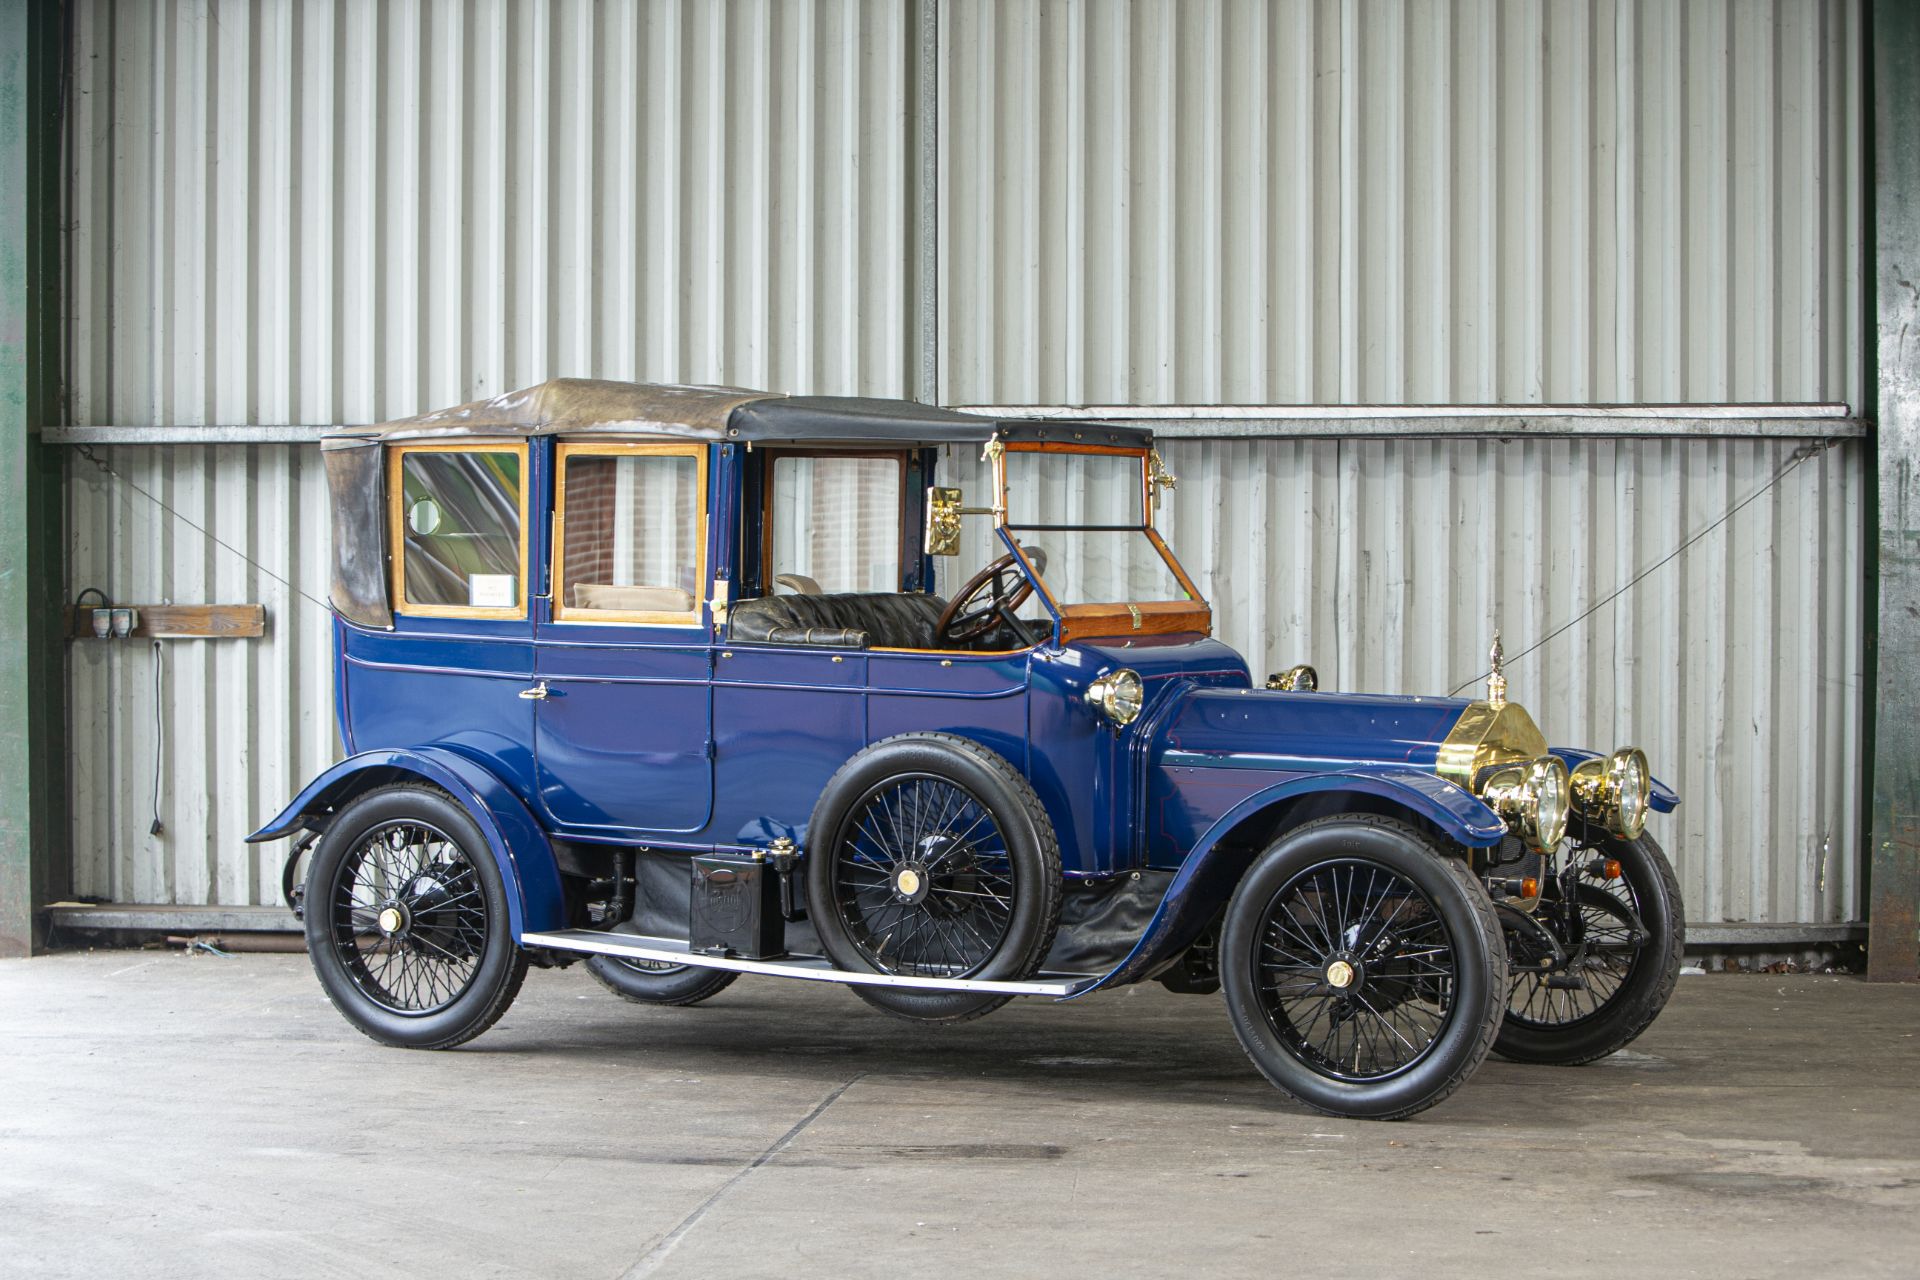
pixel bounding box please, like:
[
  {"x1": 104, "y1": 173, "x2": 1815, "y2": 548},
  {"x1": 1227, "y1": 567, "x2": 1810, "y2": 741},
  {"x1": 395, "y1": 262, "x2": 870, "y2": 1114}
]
[
  {"x1": 63, "y1": 0, "x2": 1867, "y2": 927},
  {"x1": 69, "y1": 446, "x2": 335, "y2": 907},
  {"x1": 65, "y1": 0, "x2": 922, "y2": 426},
  {"x1": 941, "y1": 0, "x2": 1865, "y2": 407}
]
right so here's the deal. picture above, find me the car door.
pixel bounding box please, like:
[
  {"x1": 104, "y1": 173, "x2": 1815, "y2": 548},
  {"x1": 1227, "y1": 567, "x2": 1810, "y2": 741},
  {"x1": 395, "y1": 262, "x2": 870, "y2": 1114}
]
[{"x1": 532, "y1": 441, "x2": 715, "y2": 835}]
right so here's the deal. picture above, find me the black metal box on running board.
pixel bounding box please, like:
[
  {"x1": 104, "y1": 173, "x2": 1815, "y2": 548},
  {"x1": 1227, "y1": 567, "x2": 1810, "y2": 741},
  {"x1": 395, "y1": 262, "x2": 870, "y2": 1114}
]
[{"x1": 690, "y1": 853, "x2": 786, "y2": 959}]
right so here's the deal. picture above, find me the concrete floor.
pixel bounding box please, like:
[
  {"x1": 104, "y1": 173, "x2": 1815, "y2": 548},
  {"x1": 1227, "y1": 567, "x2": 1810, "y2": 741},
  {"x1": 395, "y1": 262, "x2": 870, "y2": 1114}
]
[{"x1": 1, "y1": 953, "x2": 1916, "y2": 1280}]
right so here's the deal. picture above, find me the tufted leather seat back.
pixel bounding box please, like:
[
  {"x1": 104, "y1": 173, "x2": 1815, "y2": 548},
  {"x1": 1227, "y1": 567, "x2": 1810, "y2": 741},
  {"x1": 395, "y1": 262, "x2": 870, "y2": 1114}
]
[{"x1": 728, "y1": 591, "x2": 949, "y2": 650}]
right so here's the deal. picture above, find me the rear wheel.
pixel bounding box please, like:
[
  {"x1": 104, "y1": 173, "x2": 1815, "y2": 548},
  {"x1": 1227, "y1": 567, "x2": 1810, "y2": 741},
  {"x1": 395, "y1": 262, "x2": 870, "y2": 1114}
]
[
  {"x1": 586, "y1": 955, "x2": 738, "y2": 1007},
  {"x1": 1494, "y1": 830, "x2": 1684, "y2": 1065},
  {"x1": 304, "y1": 785, "x2": 528, "y2": 1049},
  {"x1": 806, "y1": 734, "x2": 1061, "y2": 1023},
  {"x1": 1220, "y1": 816, "x2": 1506, "y2": 1120}
]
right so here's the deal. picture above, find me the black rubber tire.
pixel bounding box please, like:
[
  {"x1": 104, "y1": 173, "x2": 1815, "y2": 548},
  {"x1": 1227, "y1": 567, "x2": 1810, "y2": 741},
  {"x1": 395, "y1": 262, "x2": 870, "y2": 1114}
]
[
  {"x1": 304, "y1": 785, "x2": 529, "y2": 1049},
  {"x1": 1219, "y1": 815, "x2": 1507, "y2": 1121},
  {"x1": 805, "y1": 733, "x2": 1062, "y2": 1024},
  {"x1": 1493, "y1": 829, "x2": 1685, "y2": 1065},
  {"x1": 585, "y1": 955, "x2": 739, "y2": 1007}
]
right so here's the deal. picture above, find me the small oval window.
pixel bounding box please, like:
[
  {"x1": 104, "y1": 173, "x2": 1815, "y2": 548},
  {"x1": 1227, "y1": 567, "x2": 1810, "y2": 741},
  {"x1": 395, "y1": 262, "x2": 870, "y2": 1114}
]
[{"x1": 408, "y1": 497, "x2": 443, "y2": 536}]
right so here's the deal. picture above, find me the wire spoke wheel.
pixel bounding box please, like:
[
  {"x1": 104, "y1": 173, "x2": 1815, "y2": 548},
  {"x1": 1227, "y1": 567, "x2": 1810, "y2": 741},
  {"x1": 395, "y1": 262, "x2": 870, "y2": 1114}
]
[
  {"x1": 1491, "y1": 831, "x2": 1684, "y2": 1067},
  {"x1": 1506, "y1": 860, "x2": 1646, "y2": 1030},
  {"x1": 1255, "y1": 857, "x2": 1459, "y2": 1083},
  {"x1": 328, "y1": 818, "x2": 489, "y2": 1016},
  {"x1": 831, "y1": 774, "x2": 1017, "y2": 978}
]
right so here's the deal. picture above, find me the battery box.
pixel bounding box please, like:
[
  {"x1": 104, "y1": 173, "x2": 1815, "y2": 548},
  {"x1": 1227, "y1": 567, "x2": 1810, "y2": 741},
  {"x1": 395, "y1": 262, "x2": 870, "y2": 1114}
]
[{"x1": 689, "y1": 852, "x2": 786, "y2": 959}]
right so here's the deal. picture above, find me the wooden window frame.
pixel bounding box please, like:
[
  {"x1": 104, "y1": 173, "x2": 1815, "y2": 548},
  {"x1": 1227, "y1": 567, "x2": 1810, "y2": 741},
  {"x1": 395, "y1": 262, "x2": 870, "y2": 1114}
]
[
  {"x1": 551, "y1": 440, "x2": 709, "y2": 628},
  {"x1": 388, "y1": 441, "x2": 531, "y2": 621},
  {"x1": 760, "y1": 447, "x2": 912, "y2": 595}
]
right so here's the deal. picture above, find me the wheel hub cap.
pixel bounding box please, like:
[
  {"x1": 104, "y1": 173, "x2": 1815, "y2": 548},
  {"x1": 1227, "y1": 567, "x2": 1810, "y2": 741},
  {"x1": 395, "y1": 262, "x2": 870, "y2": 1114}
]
[
  {"x1": 377, "y1": 904, "x2": 408, "y2": 936},
  {"x1": 888, "y1": 854, "x2": 942, "y2": 907},
  {"x1": 1324, "y1": 958, "x2": 1356, "y2": 989}
]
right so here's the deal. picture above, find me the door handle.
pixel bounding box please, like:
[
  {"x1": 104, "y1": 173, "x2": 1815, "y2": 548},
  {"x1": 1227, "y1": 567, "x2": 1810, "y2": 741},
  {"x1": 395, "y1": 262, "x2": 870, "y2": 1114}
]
[{"x1": 519, "y1": 681, "x2": 550, "y2": 701}]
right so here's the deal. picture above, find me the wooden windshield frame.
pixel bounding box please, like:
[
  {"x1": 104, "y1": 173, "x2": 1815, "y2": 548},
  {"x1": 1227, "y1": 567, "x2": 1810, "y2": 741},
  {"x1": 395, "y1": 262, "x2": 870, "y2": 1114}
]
[{"x1": 995, "y1": 440, "x2": 1211, "y2": 642}]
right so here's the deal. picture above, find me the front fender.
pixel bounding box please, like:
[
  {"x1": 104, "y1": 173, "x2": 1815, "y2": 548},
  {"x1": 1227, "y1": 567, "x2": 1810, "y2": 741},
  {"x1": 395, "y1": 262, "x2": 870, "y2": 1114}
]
[
  {"x1": 248, "y1": 748, "x2": 566, "y2": 939},
  {"x1": 1073, "y1": 765, "x2": 1504, "y2": 997}
]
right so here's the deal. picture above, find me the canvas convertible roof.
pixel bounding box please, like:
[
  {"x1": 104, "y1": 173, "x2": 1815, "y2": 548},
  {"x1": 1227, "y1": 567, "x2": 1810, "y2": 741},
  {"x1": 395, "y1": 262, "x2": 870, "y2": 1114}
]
[
  {"x1": 320, "y1": 378, "x2": 1154, "y2": 630},
  {"x1": 321, "y1": 378, "x2": 1153, "y2": 450}
]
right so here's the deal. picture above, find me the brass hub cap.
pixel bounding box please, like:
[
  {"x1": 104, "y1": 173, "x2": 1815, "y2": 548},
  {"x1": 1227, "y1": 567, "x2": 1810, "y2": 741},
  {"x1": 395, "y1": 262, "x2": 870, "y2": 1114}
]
[
  {"x1": 890, "y1": 860, "x2": 935, "y2": 906},
  {"x1": 376, "y1": 904, "x2": 408, "y2": 937},
  {"x1": 1324, "y1": 959, "x2": 1356, "y2": 989}
]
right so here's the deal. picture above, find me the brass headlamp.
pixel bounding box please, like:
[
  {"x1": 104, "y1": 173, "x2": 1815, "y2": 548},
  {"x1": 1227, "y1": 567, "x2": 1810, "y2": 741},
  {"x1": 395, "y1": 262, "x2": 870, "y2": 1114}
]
[
  {"x1": 1086, "y1": 668, "x2": 1145, "y2": 727},
  {"x1": 1569, "y1": 747, "x2": 1651, "y2": 840},
  {"x1": 1479, "y1": 755, "x2": 1571, "y2": 850}
]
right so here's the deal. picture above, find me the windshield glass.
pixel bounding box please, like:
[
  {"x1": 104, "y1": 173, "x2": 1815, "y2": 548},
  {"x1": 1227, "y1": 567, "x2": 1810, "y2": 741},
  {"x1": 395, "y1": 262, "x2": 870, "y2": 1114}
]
[{"x1": 1001, "y1": 449, "x2": 1192, "y2": 607}]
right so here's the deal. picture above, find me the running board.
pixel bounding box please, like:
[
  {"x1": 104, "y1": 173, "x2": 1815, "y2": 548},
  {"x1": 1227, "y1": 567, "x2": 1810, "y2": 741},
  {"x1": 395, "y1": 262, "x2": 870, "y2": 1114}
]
[{"x1": 521, "y1": 929, "x2": 1101, "y2": 998}]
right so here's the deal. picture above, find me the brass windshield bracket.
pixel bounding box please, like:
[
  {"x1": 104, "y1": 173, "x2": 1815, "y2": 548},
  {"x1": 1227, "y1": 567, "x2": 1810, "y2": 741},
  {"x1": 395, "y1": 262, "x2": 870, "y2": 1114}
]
[{"x1": 1148, "y1": 448, "x2": 1178, "y2": 508}]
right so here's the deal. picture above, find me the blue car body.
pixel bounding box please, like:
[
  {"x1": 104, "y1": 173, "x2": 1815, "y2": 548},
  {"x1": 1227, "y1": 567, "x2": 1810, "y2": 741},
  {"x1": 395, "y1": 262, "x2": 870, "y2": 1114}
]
[{"x1": 255, "y1": 380, "x2": 1675, "y2": 993}]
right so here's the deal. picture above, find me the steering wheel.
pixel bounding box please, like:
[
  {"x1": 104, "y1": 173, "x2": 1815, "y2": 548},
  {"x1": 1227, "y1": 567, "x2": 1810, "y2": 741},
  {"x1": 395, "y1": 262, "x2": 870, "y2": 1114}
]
[{"x1": 936, "y1": 548, "x2": 1044, "y2": 646}]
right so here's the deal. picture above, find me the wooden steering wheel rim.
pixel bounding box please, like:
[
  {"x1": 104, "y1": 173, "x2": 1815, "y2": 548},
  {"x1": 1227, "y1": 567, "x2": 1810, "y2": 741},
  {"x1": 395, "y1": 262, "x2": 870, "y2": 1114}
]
[{"x1": 936, "y1": 551, "x2": 1035, "y2": 645}]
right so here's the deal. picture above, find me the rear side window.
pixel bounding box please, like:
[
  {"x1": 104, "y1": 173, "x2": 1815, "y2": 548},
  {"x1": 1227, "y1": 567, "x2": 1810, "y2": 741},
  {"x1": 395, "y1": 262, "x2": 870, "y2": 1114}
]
[
  {"x1": 391, "y1": 446, "x2": 527, "y2": 617},
  {"x1": 555, "y1": 444, "x2": 707, "y2": 624},
  {"x1": 768, "y1": 453, "x2": 904, "y2": 594}
]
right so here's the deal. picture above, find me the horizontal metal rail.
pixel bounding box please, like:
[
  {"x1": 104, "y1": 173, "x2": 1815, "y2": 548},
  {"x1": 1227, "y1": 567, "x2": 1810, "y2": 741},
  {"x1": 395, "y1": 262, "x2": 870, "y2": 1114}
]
[
  {"x1": 48, "y1": 424, "x2": 340, "y2": 444},
  {"x1": 46, "y1": 903, "x2": 303, "y2": 932},
  {"x1": 44, "y1": 403, "x2": 1863, "y2": 446},
  {"x1": 954, "y1": 403, "x2": 1862, "y2": 440},
  {"x1": 521, "y1": 928, "x2": 1101, "y2": 996}
]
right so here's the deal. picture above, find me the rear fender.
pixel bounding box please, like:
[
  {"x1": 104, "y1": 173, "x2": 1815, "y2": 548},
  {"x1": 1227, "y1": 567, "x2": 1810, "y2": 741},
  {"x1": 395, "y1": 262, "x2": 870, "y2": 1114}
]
[
  {"x1": 247, "y1": 748, "x2": 566, "y2": 939},
  {"x1": 1072, "y1": 765, "x2": 1504, "y2": 996}
]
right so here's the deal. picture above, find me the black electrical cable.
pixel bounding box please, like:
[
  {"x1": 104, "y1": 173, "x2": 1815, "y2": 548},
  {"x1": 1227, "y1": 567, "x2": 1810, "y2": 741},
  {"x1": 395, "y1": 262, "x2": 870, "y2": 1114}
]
[
  {"x1": 149, "y1": 638, "x2": 165, "y2": 837},
  {"x1": 1447, "y1": 435, "x2": 1844, "y2": 697}
]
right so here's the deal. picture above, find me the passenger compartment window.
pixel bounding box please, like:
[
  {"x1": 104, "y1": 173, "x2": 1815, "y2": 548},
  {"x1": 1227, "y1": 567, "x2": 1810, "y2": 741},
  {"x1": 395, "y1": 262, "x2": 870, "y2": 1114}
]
[
  {"x1": 768, "y1": 453, "x2": 904, "y2": 594},
  {"x1": 555, "y1": 444, "x2": 706, "y2": 624},
  {"x1": 392, "y1": 445, "x2": 527, "y2": 617}
]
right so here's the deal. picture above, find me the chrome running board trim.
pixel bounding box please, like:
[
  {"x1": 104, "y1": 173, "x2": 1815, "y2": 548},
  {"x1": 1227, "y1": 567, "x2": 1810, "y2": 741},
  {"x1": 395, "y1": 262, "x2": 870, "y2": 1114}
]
[{"x1": 520, "y1": 929, "x2": 1100, "y2": 997}]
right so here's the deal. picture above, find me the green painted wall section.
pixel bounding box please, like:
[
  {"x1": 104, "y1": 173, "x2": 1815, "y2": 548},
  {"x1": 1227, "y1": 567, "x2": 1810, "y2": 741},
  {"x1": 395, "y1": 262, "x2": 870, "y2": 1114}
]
[
  {"x1": 1871, "y1": 0, "x2": 1920, "y2": 983},
  {"x1": 0, "y1": 0, "x2": 63, "y2": 958}
]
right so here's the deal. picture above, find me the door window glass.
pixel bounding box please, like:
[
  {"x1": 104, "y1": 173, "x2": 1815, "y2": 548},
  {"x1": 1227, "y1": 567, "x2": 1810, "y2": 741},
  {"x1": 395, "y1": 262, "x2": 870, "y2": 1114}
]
[
  {"x1": 395, "y1": 448, "x2": 525, "y2": 614},
  {"x1": 559, "y1": 449, "x2": 704, "y2": 620},
  {"x1": 769, "y1": 454, "x2": 903, "y2": 594}
]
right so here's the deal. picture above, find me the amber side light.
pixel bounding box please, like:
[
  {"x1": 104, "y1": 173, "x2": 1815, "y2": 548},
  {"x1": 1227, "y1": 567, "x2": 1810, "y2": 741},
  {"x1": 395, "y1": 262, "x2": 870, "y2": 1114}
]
[{"x1": 1520, "y1": 877, "x2": 1539, "y2": 899}]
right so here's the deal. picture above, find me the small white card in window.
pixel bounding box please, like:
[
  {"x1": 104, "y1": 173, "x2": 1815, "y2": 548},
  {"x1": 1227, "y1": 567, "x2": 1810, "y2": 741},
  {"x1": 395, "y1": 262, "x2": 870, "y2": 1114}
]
[{"x1": 468, "y1": 574, "x2": 517, "y2": 608}]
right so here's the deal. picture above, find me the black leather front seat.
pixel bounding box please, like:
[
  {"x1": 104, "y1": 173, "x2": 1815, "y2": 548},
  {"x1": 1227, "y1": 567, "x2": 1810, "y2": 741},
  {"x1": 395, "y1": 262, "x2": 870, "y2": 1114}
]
[{"x1": 728, "y1": 592, "x2": 948, "y2": 650}]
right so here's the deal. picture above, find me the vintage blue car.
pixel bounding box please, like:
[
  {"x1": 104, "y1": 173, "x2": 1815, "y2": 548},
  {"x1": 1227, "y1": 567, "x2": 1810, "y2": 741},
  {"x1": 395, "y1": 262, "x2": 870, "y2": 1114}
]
[{"x1": 254, "y1": 380, "x2": 1684, "y2": 1119}]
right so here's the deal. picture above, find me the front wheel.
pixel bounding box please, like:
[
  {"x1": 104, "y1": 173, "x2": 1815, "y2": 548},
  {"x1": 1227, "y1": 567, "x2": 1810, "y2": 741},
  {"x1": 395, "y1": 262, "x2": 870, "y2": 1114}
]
[
  {"x1": 1219, "y1": 816, "x2": 1507, "y2": 1120},
  {"x1": 304, "y1": 785, "x2": 528, "y2": 1049},
  {"x1": 1494, "y1": 830, "x2": 1684, "y2": 1065}
]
